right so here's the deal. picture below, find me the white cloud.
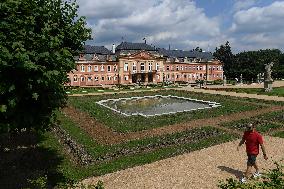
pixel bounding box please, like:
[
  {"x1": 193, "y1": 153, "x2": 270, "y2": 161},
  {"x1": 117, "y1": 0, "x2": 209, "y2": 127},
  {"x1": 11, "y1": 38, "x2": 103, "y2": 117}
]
[
  {"x1": 232, "y1": 0, "x2": 257, "y2": 12},
  {"x1": 230, "y1": 1, "x2": 284, "y2": 51},
  {"x1": 78, "y1": 0, "x2": 222, "y2": 50}
]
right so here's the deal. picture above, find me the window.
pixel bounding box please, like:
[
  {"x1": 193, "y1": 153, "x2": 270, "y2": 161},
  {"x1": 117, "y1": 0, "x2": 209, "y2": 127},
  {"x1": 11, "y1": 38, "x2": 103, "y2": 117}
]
[
  {"x1": 140, "y1": 63, "x2": 145, "y2": 71},
  {"x1": 94, "y1": 76, "x2": 99, "y2": 81},
  {"x1": 184, "y1": 74, "x2": 187, "y2": 78},
  {"x1": 156, "y1": 63, "x2": 159, "y2": 71},
  {"x1": 94, "y1": 65, "x2": 98, "y2": 72},
  {"x1": 181, "y1": 66, "x2": 183, "y2": 70},
  {"x1": 113, "y1": 76, "x2": 117, "y2": 81},
  {"x1": 79, "y1": 54, "x2": 84, "y2": 59},
  {"x1": 114, "y1": 65, "x2": 117, "y2": 72},
  {"x1": 176, "y1": 66, "x2": 179, "y2": 71},
  {"x1": 166, "y1": 65, "x2": 170, "y2": 71},
  {"x1": 176, "y1": 74, "x2": 179, "y2": 79},
  {"x1": 193, "y1": 66, "x2": 196, "y2": 70},
  {"x1": 167, "y1": 74, "x2": 170, "y2": 79},
  {"x1": 73, "y1": 75, "x2": 78, "y2": 82},
  {"x1": 132, "y1": 63, "x2": 137, "y2": 71},
  {"x1": 124, "y1": 75, "x2": 129, "y2": 81},
  {"x1": 124, "y1": 63, "x2": 128, "y2": 71},
  {"x1": 101, "y1": 65, "x2": 105, "y2": 71},
  {"x1": 80, "y1": 65, "x2": 85, "y2": 72},
  {"x1": 107, "y1": 76, "x2": 111, "y2": 80},
  {"x1": 212, "y1": 66, "x2": 215, "y2": 70},
  {"x1": 148, "y1": 62, "x2": 152, "y2": 71},
  {"x1": 88, "y1": 76, "x2": 92, "y2": 81},
  {"x1": 185, "y1": 66, "x2": 187, "y2": 70},
  {"x1": 87, "y1": 65, "x2": 92, "y2": 72},
  {"x1": 81, "y1": 77, "x2": 85, "y2": 82},
  {"x1": 107, "y1": 65, "x2": 111, "y2": 72},
  {"x1": 220, "y1": 66, "x2": 223, "y2": 70},
  {"x1": 209, "y1": 66, "x2": 212, "y2": 70},
  {"x1": 101, "y1": 76, "x2": 105, "y2": 81}
]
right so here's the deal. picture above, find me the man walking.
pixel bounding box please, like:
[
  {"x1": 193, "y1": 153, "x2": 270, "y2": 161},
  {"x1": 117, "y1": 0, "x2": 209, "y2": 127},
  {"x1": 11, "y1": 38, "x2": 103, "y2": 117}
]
[{"x1": 237, "y1": 123, "x2": 268, "y2": 183}]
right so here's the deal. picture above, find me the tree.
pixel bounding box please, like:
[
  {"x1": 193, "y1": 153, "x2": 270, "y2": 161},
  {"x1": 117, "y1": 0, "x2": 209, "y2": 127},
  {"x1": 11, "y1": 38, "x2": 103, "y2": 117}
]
[
  {"x1": 0, "y1": 0, "x2": 91, "y2": 132},
  {"x1": 193, "y1": 47, "x2": 203, "y2": 52},
  {"x1": 213, "y1": 41, "x2": 234, "y2": 78},
  {"x1": 233, "y1": 49, "x2": 281, "y2": 81}
]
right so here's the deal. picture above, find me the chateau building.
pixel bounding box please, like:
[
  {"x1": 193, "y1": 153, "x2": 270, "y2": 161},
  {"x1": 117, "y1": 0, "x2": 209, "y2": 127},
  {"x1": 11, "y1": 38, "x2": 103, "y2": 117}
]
[{"x1": 67, "y1": 42, "x2": 223, "y2": 86}]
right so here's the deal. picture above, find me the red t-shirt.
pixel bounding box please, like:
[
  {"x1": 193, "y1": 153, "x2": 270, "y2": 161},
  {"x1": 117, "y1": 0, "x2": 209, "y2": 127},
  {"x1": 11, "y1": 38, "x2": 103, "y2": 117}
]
[{"x1": 243, "y1": 131, "x2": 264, "y2": 155}]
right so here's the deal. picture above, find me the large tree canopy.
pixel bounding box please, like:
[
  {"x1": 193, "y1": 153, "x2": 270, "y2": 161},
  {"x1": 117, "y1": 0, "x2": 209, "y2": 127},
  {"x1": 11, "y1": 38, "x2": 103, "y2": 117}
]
[
  {"x1": 213, "y1": 41, "x2": 234, "y2": 78},
  {"x1": 214, "y1": 42, "x2": 283, "y2": 81},
  {"x1": 0, "y1": 0, "x2": 91, "y2": 132}
]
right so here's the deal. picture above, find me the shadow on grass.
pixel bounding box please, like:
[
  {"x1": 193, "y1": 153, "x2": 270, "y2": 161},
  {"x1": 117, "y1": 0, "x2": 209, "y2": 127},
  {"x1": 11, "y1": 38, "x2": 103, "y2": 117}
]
[
  {"x1": 218, "y1": 165, "x2": 243, "y2": 179},
  {"x1": 0, "y1": 131, "x2": 68, "y2": 189}
]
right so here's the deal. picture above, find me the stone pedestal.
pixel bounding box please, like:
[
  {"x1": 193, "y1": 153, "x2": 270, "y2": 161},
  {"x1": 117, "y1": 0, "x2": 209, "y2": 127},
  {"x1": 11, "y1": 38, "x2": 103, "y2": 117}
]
[{"x1": 264, "y1": 80, "x2": 273, "y2": 92}]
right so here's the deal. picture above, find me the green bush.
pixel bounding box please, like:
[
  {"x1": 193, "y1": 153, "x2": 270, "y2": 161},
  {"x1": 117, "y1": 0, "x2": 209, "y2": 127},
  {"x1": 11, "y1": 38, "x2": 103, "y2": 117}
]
[{"x1": 218, "y1": 162, "x2": 284, "y2": 189}]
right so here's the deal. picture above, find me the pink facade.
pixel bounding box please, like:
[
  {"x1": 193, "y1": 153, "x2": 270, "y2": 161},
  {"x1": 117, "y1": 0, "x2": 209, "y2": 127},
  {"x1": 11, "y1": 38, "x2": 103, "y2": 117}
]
[{"x1": 67, "y1": 51, "x2": 223, "y2": 86}]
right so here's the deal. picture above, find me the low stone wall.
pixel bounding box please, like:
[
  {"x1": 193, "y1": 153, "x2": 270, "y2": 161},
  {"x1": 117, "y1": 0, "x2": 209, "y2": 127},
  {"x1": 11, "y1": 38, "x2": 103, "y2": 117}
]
[{"x1": 52, "y1": 125, "x2": 94, "y2": 166}]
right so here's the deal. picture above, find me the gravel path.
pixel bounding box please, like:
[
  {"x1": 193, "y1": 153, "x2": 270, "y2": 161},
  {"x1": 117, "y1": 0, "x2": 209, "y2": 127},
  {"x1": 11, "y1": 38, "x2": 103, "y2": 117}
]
[{"x1": 82, "y1": 136, "x2": 284, "y2": 189}]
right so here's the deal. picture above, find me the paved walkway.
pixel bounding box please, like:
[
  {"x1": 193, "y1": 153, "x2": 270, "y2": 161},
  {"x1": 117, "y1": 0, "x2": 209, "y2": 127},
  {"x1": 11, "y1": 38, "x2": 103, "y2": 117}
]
[
  {"x1": 82, "y1": 136, "x2": 284, "y2": 189},
  {"x1": 178, "y1": 86, "x2": 284, "y2": 102}
]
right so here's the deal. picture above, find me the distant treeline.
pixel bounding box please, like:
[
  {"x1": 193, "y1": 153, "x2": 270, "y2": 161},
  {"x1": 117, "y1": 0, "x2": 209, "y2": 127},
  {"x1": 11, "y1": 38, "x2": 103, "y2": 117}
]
[{"x1": 214, "y1": 41, "x2": 284, "y2": 81}]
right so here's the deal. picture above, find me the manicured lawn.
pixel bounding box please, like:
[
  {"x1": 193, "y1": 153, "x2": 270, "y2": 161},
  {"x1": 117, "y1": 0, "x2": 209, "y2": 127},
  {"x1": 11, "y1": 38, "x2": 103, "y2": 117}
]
[
  {"x1": 220, "y1": 87, "x2": 284, "y2": 97},
  {"x1": 65, "y1": 85, "x2": 179, "y2": 95},
  {"x1": 48, "y1": 113, "x2": 238, "y2": 183},
  {"x1": 273, "y1": 131, "x2": 284, "y2": 138},
  {"x1": 67, "y1": 90, "x2": 275, "y2": 133},
  {"x1": 220, "y1": 110, "x2": 284, "y2": 133}
]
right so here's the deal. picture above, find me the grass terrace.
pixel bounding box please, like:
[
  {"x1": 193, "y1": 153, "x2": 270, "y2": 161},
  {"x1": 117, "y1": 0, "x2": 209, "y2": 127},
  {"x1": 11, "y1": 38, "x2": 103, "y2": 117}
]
[
  {"x1": 2, "y1": 89, "x2": 284, "y2": 187},
  {"x1": 67, "y1": 90, "x2": 279, "y2": 132},
  {"x1": 214, "y1": 87, "x2": 284, "y2": 97}
]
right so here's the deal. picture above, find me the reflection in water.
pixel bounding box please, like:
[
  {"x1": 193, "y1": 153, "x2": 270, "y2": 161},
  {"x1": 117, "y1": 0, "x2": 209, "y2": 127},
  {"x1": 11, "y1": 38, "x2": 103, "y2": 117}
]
[{"x1": 103, "y1": 96, "x2": 217, "y2": 116}]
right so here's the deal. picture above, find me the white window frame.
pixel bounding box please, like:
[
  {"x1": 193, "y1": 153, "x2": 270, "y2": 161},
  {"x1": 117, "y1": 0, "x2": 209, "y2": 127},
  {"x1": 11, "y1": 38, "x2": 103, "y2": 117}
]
[
  {"x1": 73, "y1": 75, "x2": 78, "y2": 82},
  {"x1": 107, "y1": 76, "x2": 111, "y2": 81},
  {"x1": 132, "y1": 63, "x2": 137, "y2": 71},
  {"x1": 107, "y1": 65, "x2": 111, "y2": 72},
  {"x1": 80, "y1": 65, "x2": 85, "y2": 72},
  {"x1": 140, "y1": 63, "x2": 145, "y2": 71},
  {"x1": 101, "y1": 65, "x2": 105, "y2": 72},
  {"x1": 94, "y1": 65, "x2": 98, "y2": 72},
  {"x1": 124, "y1": 63, "x2": 128, "y2": 72},
  {"x1": 148, "y1": 62, "x2": 152, "y2": 71},
  {"x1": 94, "y1": 76, "x2": 99, "y2": 81},
  {"x1": 124, "y1": 75, "x2": 129, "y2": 81},
  {"x1": 156, "y1": 63, "x2": 159, "y2": 71},
  {"x1": 87, "y1": 65, "x2": 92, "y2": 72},
  {"x1": 87, "y1": 76, "x2": 92, "y2": 82}
]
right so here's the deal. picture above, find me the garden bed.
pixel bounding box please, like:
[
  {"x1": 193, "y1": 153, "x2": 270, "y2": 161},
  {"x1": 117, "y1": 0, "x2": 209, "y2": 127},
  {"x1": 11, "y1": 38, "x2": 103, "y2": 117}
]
[{"x1": 67, "y1": 90, "x2": 280, "y2": 133}]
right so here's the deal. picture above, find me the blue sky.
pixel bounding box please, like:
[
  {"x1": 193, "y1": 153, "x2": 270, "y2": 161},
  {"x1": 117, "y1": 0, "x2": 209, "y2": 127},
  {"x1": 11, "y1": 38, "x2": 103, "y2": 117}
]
[{"x1": 77, "y1": 0, "x2": 284, "y2": 52}]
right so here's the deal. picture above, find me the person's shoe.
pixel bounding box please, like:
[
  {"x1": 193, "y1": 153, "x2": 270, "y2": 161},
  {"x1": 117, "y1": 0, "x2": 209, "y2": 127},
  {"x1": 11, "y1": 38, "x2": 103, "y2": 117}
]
[
  {"x1": 253, "y1": 172, "x2": 262, "y2": 178},
  {"x1": 240, "y1": 177, "x2": 247, "y2": 183}
]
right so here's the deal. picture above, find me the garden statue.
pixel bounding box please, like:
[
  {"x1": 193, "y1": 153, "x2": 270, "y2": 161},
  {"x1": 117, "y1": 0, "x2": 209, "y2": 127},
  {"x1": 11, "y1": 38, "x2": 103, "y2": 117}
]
[
  {"x1": 265, "y1": 62, "x2": 274, "y2": 81},
  {"x1": 240, "y1": 74, "x2": 243, "y2": 84},
  {"x1": 257, "y1": 73, "x2": 261, "y2": 84},
  {"x1": 223, "y1": 75, "x2": 227, "y2": 86},
  {"x1": 264, "y1": 62, "x2": 274, "y2": 92}
]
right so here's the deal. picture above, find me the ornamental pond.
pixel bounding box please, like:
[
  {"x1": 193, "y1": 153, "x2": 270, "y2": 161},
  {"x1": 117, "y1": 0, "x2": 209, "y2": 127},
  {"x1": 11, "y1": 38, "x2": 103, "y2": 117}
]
[{"x1": 97, "y1": 95, "x2": 221, "y2": 117}]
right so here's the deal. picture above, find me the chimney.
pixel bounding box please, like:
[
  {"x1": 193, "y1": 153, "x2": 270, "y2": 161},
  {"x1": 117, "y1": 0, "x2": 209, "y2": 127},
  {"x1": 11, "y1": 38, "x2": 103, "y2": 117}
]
[
  {"x1": 112, "y1": 44, "x2": 115, "y2": 54},
  {"x1": 168, "y1": 44, "x2": 171, "y2": 50}
]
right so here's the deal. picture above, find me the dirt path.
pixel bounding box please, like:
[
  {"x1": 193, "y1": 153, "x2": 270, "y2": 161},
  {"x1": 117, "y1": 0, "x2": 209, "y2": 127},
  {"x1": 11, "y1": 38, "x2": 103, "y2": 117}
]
[
  {"x1": 62, "y1": 106, "x2": 284, "y2": 145},
  {"x1": 82, "y1": 136, "x2": 284, "y2": 189}
]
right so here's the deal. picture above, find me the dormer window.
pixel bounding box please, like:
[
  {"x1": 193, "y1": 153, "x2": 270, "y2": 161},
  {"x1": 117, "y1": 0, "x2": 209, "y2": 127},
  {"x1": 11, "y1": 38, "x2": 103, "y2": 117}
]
[{"x1": 79, "y1": 54, "x2": 84, "y2": 60}]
